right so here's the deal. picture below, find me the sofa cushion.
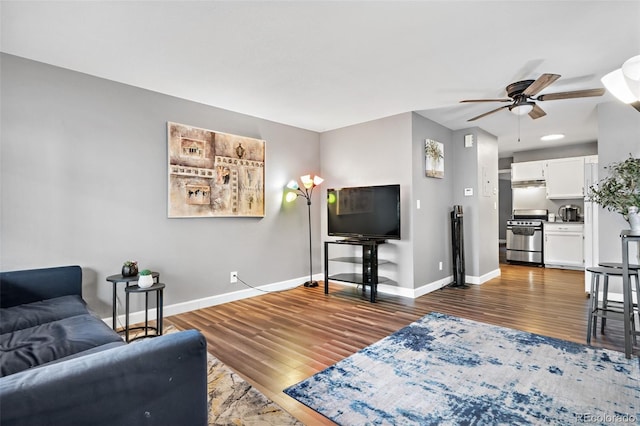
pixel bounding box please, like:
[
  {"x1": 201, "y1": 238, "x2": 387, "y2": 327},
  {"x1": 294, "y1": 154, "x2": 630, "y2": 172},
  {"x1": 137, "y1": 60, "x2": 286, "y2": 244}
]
[
  {"x1": 33, "y1": 341, "x2": 126, "y2": 369},
  {"x1": 0, "y1": 295, "x2": 89, "y2": 334},
  {"x1": 0, "y1": 314, "x2": 124, "y2": 377}
]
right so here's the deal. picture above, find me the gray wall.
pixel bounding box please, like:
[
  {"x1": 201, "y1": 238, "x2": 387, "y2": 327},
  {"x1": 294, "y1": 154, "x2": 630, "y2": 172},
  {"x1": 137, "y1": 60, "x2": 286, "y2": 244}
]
[
  {"x1": 452, "y1": 128, "x2": 499, "y2": 279},
  {"x1": 512, "y1": 142, "x2": 598, "y2": 162},
  {"x1": 411, "y1": 113, "x2": 454, "y2": 288},
  {"x1": 1, "y1": 53, "x2": 504, "y2": 315},
  {"x1": 498, "y1": 177, "x2": 512, "y2": 240},
  {"x1": 1, "y1": 54, "x2": 322, "y2": 318},
  {"x1": 475, "y1": 129, "x2": 500, "y2": 277},
  {"x1": 498, "y1": 157, "x2": 513, "y2": 240},
  {"x1": 320, "y1": 112, "x2": 499, "y2": 291},
  {"x1": 319, "y1": 113, "x2": 414, "y2": 290}
]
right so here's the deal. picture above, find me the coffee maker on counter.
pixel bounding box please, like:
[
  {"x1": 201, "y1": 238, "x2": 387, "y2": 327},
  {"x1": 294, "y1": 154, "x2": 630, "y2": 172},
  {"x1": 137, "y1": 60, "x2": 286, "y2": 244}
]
[{"x1": 558, "y1": 205, "x2": 581, "y2": 222}]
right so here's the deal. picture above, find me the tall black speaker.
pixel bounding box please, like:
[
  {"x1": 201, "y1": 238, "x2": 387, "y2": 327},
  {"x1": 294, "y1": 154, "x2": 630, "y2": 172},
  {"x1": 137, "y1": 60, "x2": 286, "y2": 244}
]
[{"x1": 450, "y1": 205, "x2": 469, "y2": 288}]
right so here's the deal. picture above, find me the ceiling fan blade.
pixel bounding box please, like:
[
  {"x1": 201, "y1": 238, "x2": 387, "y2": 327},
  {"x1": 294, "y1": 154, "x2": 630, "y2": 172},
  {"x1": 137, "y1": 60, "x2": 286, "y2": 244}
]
[
  {"x1": 523, "y1": 73, "x2": 561, "y2": 96},
  {"x1": 460, "y1": 99, "x2": 511, "y2": 103},
  {"x1": 537, "y1": 88, "x2": 605, "y2": 101},
  {"x1": 467, "y1": 105, "x2": 510, "y2": 122},
  {"x1": 529, "y1": 103, "x2": 546, "y2": 119}
]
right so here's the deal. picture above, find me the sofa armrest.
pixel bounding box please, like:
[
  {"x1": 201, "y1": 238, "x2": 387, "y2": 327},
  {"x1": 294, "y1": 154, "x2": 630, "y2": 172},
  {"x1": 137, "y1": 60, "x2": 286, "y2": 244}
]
[
  {"x1": 0, "y1": 330, "x2": 208, "y2": 426},
  {"x1": 0, "y1": 265, "x2": 82, "y2": 308}
]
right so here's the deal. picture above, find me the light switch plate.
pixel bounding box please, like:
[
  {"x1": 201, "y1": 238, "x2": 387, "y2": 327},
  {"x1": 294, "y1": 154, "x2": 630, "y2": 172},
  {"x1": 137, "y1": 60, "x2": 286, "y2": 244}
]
[{"x1": 464, "y1": 187, "x2": 473, "y2": 196}]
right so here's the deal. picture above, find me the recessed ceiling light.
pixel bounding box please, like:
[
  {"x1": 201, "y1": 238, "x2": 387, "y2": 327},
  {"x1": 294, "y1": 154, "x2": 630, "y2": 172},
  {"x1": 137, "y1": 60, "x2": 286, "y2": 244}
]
[{"x1": 540, "y1": 134, "x2": 565, "y2": 141}]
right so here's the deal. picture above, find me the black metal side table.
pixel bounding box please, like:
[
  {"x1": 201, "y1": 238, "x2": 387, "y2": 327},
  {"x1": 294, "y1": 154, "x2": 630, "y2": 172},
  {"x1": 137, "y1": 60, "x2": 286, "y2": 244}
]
[
  {"x1": 125, "y1": 282, "x2": 165, "y2": 343},
  {"x1": 105, "y1": 272, "x2": 160, "y2": 331}
]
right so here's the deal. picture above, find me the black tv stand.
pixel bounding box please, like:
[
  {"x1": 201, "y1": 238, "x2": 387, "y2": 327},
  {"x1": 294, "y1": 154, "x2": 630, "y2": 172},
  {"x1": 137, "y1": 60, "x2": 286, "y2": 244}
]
[{"x1": 324, "y1": 239, "x2": 388, "y2": 302}]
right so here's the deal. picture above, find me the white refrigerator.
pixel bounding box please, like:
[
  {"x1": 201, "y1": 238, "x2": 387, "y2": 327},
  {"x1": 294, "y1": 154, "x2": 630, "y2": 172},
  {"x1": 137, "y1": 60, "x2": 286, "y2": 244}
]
[{"x1": 583, "y1": 157, "x2": 599, "y2": 293}]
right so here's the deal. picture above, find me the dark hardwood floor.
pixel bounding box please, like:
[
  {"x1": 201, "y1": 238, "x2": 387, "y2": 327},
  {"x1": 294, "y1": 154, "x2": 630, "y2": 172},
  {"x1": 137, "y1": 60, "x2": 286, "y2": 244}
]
[{"x1": 165, "y1": 262, "x2": 635, "y2": 425}]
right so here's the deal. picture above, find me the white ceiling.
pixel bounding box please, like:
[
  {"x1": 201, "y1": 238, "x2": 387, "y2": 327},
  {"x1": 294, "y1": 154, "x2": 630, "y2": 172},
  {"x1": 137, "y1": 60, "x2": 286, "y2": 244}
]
[{"x1": 2, "y1": 1, "x2": 639, "y2": 157}]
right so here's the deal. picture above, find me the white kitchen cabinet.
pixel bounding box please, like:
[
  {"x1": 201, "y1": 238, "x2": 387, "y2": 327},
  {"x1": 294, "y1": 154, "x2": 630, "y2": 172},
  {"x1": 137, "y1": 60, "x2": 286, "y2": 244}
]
[
  {"x1": 544, "y1": 223, "x2": 584, "y2": 270},
  {"x1": 545, "y1": 157, "x2": 585, "y2": 199},
  {"x1": 511, "y1": 160, "x2": 546, "y2": 182}
]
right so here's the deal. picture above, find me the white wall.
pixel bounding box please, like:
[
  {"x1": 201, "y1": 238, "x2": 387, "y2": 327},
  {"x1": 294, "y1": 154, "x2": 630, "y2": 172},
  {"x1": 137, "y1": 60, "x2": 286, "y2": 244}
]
[
  {"x1": 511, "y1": 143, "x2": 599, "y2": 220},
  {"x1": 596, "y1": 101, "x2": 640, "y2": 279},
  {"x1": 1, "y1": 54, "x2": 322, "y2": 318}
]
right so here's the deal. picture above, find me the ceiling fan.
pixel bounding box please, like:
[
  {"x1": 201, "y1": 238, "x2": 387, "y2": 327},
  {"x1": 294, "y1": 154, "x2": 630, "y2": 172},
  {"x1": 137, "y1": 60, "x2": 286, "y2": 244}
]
[{"x1": 460, "y1": 74, "x2": 605, "y2": 122}]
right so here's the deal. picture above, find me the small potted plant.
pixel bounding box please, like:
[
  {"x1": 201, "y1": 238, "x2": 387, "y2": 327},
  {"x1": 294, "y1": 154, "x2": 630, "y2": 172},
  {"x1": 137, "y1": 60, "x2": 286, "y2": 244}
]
[
  {"x1": 588, "y1": 155, "x2": 640, "y2": 231},
  {"x1": 138, "y1": 269, "x2": 154, "y2": 288},
  {"x1": 121, "y1": 261, "x2": 138, "y2": 277}
]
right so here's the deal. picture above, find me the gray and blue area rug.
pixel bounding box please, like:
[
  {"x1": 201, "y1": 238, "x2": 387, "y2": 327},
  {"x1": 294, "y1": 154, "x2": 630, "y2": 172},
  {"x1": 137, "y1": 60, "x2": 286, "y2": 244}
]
[{"x1": 284, "y1": 312, "x2": 639, "y2": 425}]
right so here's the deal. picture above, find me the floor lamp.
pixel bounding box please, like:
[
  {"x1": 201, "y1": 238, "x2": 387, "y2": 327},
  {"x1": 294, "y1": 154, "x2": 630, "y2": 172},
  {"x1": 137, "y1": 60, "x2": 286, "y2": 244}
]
[{"x1": 286, "y1": 174, "x2": 323, "y2": 287}]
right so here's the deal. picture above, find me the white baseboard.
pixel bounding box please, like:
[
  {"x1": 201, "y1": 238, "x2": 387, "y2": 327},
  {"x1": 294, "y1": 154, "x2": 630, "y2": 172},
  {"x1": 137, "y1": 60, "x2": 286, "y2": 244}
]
[
  {"x1": 413, "y1": 276, "x2": 453, "y2": 297},
  {"x1": 103, "y1": 269, "x2": 501, "y2": 327},
  {"x1": 102, "y1": 275, "x2": 311, "y2": 328},
  {"x1": 465, "y1": 268, "x2": 501, "y2": 285},
  {"x1": 328, "y1": 275, "x2": 453, "y2": 299}
]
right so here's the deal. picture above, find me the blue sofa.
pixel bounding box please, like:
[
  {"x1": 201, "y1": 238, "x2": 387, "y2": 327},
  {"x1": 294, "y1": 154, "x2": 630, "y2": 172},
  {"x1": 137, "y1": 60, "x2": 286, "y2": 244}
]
[{"x1": 0, "y1": 265, "x2": 208, "y2": 426}]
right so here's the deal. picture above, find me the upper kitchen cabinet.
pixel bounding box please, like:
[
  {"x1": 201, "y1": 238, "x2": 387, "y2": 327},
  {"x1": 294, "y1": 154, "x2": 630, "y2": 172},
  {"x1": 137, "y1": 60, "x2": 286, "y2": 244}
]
[
  {"x1": 511, "y1": 160, "x2": 545, "y2": 185},
  {"x1": 545, "y1": 157, "x2": 586, "y2": 199}
]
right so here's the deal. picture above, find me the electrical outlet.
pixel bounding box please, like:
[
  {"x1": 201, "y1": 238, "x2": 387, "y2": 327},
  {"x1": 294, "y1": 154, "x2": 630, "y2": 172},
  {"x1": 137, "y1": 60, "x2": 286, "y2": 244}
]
[
  {"x1": 230, "y1": 271, "x2": 238, "y2": 283},
  {"x1": 439, "y1": 261, "x2": 443, "y2": 270}
]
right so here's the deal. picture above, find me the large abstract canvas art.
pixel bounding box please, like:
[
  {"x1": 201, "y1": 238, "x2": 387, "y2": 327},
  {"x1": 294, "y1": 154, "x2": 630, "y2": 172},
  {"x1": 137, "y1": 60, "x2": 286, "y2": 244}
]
[{"x1": 167, "y1": 122, "x2": 265, "y2": 218}]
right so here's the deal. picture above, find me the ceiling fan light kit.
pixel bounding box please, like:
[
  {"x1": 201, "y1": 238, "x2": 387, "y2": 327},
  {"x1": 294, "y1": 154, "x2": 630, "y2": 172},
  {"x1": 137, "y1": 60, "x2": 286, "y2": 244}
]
[
  {"x1": 622, "y1": 55, "x2": 640, "y2": 98},
  {"x1": 602, "y1": 68, "x2": 637, "y2": 103},
  {"x1": 461, "y1": 73, "x2": 605, "y2": 122},
  {"x1": 602, "y1": 55, "x2": 640, "y2": 109},
  {"x1": 509, "y1": 102, "x2": 534, "y2": 116}
]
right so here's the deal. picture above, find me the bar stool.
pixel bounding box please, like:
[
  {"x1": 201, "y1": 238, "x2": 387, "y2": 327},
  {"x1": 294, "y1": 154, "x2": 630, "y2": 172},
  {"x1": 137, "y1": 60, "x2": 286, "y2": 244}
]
[
  {"x1": 598, "y1": 262, "x2": 640, "y2": 271},
  {"x1": 586, "y1": 266, "x2": 639, "y2": 345},
  {"x1": 598, "y1": 262, "x2": 640, "y2": 329},
  {"x1": 125, "y1": 282, "x2": 165, "y2": 343}
]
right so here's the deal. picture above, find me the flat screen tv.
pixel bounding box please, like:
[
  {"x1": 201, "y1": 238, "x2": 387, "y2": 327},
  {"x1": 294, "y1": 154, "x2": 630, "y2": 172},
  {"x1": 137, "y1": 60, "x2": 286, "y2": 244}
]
[{"x1": 327, "y1": 184, "x2": 401, "y2": 240}]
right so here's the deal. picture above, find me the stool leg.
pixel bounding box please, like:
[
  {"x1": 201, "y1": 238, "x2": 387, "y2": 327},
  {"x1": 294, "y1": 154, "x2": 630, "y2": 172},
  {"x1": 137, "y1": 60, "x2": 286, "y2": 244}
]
[
  {"x1": 632, "y1": 273, "x2": 639, "y2": 345},
  {"x1": 158, "y1": 288, "x2": 163, "y2": 336},
  {"x1": 587, "y1": 272, "x2": 598, "y2": 344},
  {"x1": 601, "y1": 275, "x2": 609, "y2": 334},
  {"x1": 144, "y1": 292, "x2": 149, "y2": 337},
  {"x1": 125, "y1": 290, "x2": 130, "y2": 343},
  {"x1": 111, "y1": 283, "x2": 117, "y2": 331},
  {"x1": 593, "y1": 274, "x2": 601, "y2": 339}
]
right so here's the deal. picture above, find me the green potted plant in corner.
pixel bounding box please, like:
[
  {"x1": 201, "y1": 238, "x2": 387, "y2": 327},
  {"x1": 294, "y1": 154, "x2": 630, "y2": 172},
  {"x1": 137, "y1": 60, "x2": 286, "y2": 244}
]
[
  {"x1": 588, "y1": 155, "x2": 640, "y2": 231},
  {"x1": 138, "y1": 269, "x2": 154, "y2": 288}
]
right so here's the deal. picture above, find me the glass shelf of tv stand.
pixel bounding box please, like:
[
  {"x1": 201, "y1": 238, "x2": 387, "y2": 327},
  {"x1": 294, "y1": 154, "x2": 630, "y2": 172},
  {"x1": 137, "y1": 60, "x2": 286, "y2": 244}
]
[
  {"x1": 324, "y1": 239, "x2": 397, "y2": 302},
  {"x1": 328, "y1": 273, "x2": 394, "y2": 285},
  {"x1": 329, "y1": 256, "x2": 394, "y2": 266},
  {"x1": 327, "y1": 256, "x2": 396, "y2": 283}
]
